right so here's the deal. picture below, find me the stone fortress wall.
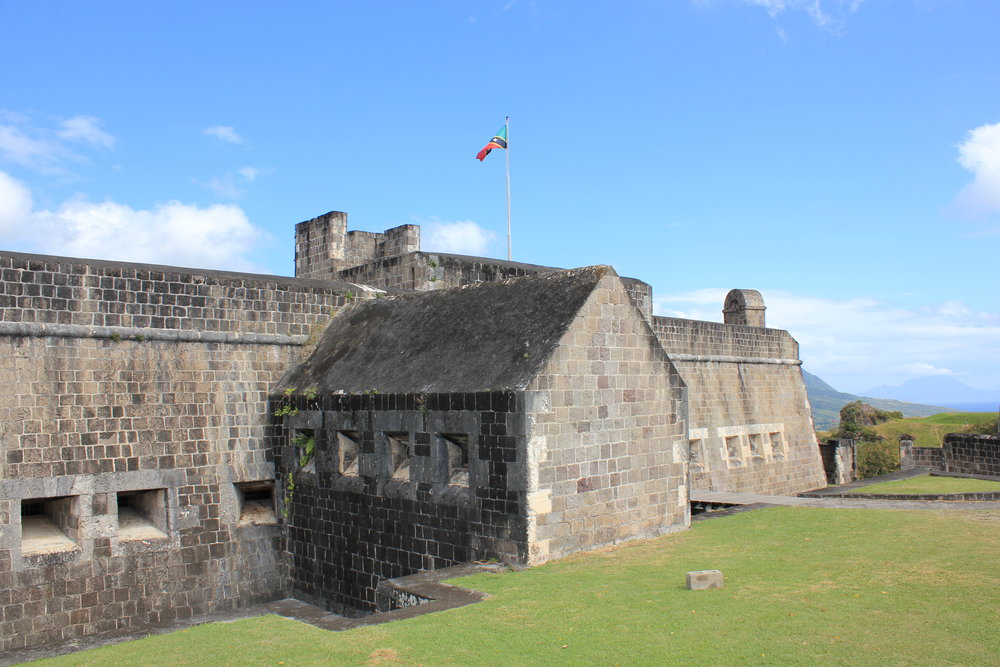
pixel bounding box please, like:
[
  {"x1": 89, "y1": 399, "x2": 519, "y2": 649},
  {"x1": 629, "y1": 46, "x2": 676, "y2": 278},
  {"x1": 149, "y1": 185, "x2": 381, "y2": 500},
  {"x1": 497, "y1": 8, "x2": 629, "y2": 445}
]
[
  {"x1": 0, "y1": 251, "x2": 354, "y2": 652},
  {"x1": 2, "y1": 208, "x2": 827, "y2": 654},
  {"x1": 293, "y1": 211, "x2": 824, "y2": 496},
  {"x1": 651, "y1": 315, "x2": 826, "y2": 494}
]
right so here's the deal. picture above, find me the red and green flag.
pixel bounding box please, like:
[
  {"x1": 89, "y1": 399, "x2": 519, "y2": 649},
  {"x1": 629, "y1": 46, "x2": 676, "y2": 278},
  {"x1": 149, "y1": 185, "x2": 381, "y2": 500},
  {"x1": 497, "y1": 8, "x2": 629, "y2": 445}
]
[{"x1": 476, "y1": 124, "x2": 508, "y2": 161}]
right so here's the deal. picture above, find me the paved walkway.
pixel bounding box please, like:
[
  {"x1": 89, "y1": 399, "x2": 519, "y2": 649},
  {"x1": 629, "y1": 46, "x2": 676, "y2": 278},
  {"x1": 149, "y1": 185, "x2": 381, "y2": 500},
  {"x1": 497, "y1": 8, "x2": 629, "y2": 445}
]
[{"x1": 690, "y1": 489, "x2": 1000, "y2": 510}]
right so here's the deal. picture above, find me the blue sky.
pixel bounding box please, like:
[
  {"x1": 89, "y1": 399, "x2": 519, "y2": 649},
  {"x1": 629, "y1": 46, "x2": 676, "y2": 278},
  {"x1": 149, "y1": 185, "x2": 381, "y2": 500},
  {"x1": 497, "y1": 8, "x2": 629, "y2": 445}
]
[{"x1": 1, "y1": 0, "x2": 998, "y2": 395}]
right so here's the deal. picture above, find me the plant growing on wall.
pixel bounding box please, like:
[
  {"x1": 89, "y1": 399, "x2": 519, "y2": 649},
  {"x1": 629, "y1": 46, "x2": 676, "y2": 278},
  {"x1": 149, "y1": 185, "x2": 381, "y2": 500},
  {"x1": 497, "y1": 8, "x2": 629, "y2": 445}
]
[{"x1": 274, "y1": 386, "x2": 319, "y2": 517}]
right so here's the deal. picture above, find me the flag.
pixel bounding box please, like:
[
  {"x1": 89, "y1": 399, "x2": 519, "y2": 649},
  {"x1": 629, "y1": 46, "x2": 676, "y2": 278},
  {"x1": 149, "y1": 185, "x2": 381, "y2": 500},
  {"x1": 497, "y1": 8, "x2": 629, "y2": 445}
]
[{"x1": 476, "y1": 124, "x2": 508, "y2": 161}]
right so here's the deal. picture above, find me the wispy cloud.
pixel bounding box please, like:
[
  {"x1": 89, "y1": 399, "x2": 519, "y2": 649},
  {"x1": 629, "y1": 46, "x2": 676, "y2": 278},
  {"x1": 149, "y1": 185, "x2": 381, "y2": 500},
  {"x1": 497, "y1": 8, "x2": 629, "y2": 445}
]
[
  {"x1": 203, "y1": 125, "x2": 243, "y2": 145},
  {"x1": 0, "y1": 170, "x2": 270, "y2": 272},
  {"x1": 56, "y1": 116, "x2": 116, "y2": 149},
  {"x1": 198, "y1": 166, "x2": 267, "y2": 199},
  {"x1": 420, "y1": 219, "x2": 497, "y2": 256},
  {"x1": 0, "y1": 111, "x2": 112, "y2": 173},
  {"x1": 655, "y1": 288, "x2": 1000, "y2": 393},
  {"x1": 716, "y1": 0, "x2": 866, "y2": 32},
  {"x1": 953, "y1": 121, "x2": 1000, "y2": 221},
  {"x1": 238, "y1": 166, "x2": 261, "y2": 182}
]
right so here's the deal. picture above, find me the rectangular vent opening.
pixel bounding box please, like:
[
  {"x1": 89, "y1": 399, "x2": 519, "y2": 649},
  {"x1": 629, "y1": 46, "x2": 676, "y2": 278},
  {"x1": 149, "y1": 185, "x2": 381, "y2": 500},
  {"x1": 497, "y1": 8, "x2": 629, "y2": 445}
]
[
  {"x1": 769, "y1": 432, "x2": 786, "y2": 460},
  {"x1": 689, "y1": 438, "x2": 704, "y2": 469},
  {"x1": 725, "y1": 436, "x2": 744, "y2": 467},
  {"x1": 292, "y1": 429, "x2": 316, "y2": 474},
  {"x1": 337, "y1": 430, "x2": 361, "y2": 476},
  {"x1": 387, "y1": 432, "x2": 411, "y2": 481},
  {"x1": 117, "y1": 489, "x2": 169, "y2": 541},
  {"x1": 441, "y1": 433, "x2": 470, "y2": 486},
  {"x1": 237, "y1": 481, "x2": 277, "y2": 526},
  {"x1": 21, "y1": 496, "x2": 80, "y2": 556}
]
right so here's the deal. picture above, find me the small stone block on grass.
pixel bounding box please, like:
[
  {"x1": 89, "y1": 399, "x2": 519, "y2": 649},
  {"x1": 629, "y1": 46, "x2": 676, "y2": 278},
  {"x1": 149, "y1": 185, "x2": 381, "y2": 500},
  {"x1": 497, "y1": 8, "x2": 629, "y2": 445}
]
[{"x1": 686, "y1": 570, "x2": 723, "y2": 590}]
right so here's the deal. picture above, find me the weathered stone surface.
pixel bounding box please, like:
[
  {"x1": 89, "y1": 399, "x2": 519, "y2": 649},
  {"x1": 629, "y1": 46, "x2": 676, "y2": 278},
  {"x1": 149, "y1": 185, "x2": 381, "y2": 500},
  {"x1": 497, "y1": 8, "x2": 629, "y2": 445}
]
[
  {"x1": 278, "y1": 266, "x2": 610, "y2": 394},
  {"x1": 686, "y1": 569, "x2": 724, "y2": 590}
]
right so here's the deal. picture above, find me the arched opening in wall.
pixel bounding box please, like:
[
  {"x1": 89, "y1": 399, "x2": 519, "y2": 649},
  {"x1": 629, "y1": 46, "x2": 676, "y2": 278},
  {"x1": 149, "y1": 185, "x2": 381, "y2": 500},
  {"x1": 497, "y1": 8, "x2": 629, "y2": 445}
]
[
  {"x1": 20, "y1": 496, "x2": 80, "y2": 556},
  {"x1": 440, "y1": 433, "x2": 469, "y2": 486},
  {"x1": 117, "y1": 489, "x2": 169, "y2": 541},
  {"x1": 236, "y1": 481, "x2": 278, "y2": 526},
  {"x1": 386, "y1": 432, "x2": 412, "y2": 481},
  {"x1": 337, "y1": 430, "x2": 361, "y2": 475}
]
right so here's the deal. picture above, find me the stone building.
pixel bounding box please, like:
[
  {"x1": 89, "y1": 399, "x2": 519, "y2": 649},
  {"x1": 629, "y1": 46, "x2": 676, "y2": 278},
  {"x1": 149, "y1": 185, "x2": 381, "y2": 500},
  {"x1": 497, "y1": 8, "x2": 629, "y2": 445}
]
[{"x1": 0, "y1": 209, "x2": 824, "y2": 653}]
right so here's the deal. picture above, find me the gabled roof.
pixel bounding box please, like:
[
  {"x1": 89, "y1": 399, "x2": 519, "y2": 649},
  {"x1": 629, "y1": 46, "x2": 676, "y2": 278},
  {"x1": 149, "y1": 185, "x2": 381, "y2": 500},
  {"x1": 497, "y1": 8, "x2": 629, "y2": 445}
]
[{"x1": 278, "y1": 265, "x2": 613, "y2": 394}]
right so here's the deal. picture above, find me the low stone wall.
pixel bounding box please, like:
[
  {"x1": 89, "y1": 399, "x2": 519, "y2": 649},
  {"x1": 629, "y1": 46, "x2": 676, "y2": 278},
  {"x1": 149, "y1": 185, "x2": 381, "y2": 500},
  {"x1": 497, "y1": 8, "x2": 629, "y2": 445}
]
[
  {"x1": 819, "y1": 439, "x2": 856, "y2": 485},
  {"x1": 902, "y1": 434, "x2": 1000, "y2": 477}
]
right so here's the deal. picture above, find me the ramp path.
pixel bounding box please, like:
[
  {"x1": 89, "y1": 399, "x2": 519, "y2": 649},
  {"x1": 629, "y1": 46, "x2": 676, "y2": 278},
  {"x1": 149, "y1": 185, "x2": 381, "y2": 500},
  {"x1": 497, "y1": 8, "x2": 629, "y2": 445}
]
[{"x1": 690, "y1": 489, "x2": 1000, "y2": 510}]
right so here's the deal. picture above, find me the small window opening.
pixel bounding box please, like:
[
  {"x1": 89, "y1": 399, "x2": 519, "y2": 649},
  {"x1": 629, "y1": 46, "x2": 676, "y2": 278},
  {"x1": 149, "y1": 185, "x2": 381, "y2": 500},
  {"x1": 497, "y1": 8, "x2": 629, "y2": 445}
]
[
  {"x1": 769, "y1": 432, "x2": 786, "y2": 460},
  {"x1": 21, "y1": 496, "x2": 80, "y2": 556},
  {"x1": 236, "y1": 481, "x2": 277, "y2": 526},
  {"x1": 387, "y1": 432, "x2": 411, "y2": 481},
  {"x1": 689, "y1": 439, "x2": 704, "y2": 469},
  {"x1": 725, "y1": 436, "x2": 743, "y2": 466},
  {"x1": 117, "y1": 489, "x2": 168, "y2": 541},
  {"x1": 337, "y1": 430, "x2": 361, "y2": 475},
  {"x1": 441, "y1": 434, "x2": 469, "y2": 486},
  {"x1": 292, "y1": 429, "x2": 316, "y2": 474}
]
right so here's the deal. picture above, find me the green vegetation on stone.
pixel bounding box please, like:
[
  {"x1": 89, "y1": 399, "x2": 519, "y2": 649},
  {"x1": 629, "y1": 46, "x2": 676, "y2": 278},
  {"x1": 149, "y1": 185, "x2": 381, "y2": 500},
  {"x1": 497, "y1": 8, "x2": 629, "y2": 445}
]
[
  {"x1": 32, "y1": 507, "x2": 1000, "y2": 666},
  {"x1": 856, "y1": 475, "x2": 1000, "y2": 495}
]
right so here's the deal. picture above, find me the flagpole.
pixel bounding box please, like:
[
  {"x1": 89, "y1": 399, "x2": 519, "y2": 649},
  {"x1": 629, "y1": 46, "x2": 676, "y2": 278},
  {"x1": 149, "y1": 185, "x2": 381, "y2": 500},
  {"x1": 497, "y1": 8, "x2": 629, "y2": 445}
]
[{"x1": 505, "y1": 116, "x2": 511, "y2": 261}]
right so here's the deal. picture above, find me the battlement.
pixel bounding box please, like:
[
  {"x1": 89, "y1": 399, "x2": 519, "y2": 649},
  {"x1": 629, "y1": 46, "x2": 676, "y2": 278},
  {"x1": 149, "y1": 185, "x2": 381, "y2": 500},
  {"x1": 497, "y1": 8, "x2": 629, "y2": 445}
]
[{"x1": 294, "y1": 210, "x2": 419, "y2": 280}]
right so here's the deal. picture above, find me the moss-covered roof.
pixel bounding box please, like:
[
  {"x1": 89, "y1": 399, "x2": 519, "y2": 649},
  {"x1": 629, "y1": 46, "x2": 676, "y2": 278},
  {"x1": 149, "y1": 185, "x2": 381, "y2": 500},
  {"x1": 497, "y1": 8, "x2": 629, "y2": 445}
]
[{"x1": 278, "y1": 265, "x2": 612, "y2": 394}]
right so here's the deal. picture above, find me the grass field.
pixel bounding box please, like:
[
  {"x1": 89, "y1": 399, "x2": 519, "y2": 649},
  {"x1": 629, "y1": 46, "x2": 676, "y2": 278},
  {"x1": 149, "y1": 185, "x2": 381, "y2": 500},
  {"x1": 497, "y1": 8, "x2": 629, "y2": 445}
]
[
  {"x1": 31, "y1": 507, "x2": 1000, "y2": 667},
  {"x1": 870, "y1": 412, "x2": 995, "y2": 447},
  {"x1": 857, "y1": 474, "x2": 1000, "y2": 495}
]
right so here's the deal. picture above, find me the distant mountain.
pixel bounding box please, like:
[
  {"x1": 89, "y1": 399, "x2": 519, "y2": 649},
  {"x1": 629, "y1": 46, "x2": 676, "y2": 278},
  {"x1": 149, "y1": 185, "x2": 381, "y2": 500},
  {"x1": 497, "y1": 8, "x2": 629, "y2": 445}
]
[
  {"x1": 865, "y1": 376, "x2": 1000, "y2": 411},
  {"x1": 803, "y1": 370, "x2": 952, "y2": 431}
]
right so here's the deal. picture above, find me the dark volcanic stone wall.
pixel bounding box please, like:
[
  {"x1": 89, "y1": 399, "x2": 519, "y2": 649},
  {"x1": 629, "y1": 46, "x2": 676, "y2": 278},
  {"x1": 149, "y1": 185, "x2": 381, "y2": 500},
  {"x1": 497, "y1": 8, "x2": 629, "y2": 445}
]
[{"x1": 278, "y1": 391, "x2": 527, "y2": 615}]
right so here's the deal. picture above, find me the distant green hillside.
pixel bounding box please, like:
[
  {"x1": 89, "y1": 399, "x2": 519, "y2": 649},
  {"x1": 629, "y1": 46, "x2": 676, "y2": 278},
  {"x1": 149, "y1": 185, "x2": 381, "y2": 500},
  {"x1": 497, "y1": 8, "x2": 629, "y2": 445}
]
[
  {"x1": 803, "y1": 371, "x2": 950, "y2": 430},
  {"x1": 871, "y1": 412, "x2": 998, "y2": 447}
]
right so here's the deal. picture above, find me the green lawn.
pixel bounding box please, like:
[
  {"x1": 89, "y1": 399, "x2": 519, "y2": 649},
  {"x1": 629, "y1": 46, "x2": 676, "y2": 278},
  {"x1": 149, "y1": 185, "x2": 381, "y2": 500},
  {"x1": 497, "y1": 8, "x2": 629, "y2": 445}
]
[
  {"x1": 857, "y1": 474, "x2": 1000, "y2": 495},
  {"x1": 33, "y1": 507, "x2": 1000, "y2": 666}
]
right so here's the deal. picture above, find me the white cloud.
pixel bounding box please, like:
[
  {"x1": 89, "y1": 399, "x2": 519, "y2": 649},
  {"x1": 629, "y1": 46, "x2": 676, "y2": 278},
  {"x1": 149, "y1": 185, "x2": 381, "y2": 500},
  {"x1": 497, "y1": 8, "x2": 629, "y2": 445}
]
[
  {"x1": 0, "y1": 170, "x2": 270, "y2": 272},
  {"x1": 57, "y1": 116, "x2": 116, "y2": 148},
  {"x1": 655, "y1": 289, "x2": 1000, "y2": 393},
  {"x1": 0, "y1": 170, "x2": 34, "y2": 233},
  {"x1": 203, "y1": 125, "x2": 243, "y2": 145},
  {"x1": 954, "y1": 121, "x2": 1000, "y2": 219},
  {"x1": 421, "y1": 219, "x2": 497, "y2": 256}
]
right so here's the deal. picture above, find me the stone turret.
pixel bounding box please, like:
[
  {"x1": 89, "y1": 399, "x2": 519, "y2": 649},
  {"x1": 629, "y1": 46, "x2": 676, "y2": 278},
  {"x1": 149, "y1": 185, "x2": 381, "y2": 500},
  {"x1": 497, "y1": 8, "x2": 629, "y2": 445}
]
[
  {"x1": 723, "y1": 289, "x2": 766, "y2": 328},
  {"x1": 295, "y1": 210, "x2": 420, "y2": 280}
]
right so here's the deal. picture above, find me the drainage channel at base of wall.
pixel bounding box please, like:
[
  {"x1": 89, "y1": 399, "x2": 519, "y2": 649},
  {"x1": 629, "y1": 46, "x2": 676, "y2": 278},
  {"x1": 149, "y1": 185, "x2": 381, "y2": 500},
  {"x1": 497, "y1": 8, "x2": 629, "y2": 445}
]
[{"x1": 263, "y1": 562, "x2": 508, "y2": 632}]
